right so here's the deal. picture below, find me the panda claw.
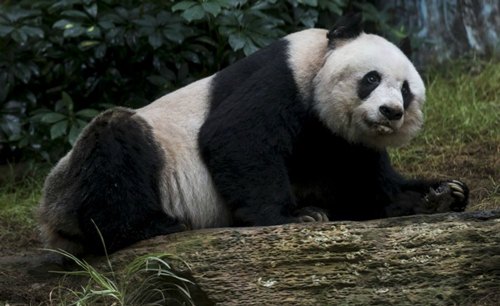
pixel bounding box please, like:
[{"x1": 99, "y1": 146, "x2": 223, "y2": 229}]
[
  {"x1": 448, "y1": 182, "x2": 463, "y2": 193},
  {"x1": 452, "y1": 191, "x2": 465, "y2": 199},
  {"x1": 299, "y1": 215, "x2": 316, "y2": 223},
  {"x1": 295, "y1": 207, "x2": 329, "y2": 223}
]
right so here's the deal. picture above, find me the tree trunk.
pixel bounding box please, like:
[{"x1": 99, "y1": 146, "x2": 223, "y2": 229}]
[
  {"x1": 1, "y1": 211, "x2": 499, "y2": 305},
  {"x1": 383, "y1": 0, "x2": 500, "y2": 66}
]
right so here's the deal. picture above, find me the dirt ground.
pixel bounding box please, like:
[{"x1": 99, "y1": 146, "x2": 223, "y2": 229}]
[{"x1": 0, "y1": 139, "x2": 498, "y2": 304}]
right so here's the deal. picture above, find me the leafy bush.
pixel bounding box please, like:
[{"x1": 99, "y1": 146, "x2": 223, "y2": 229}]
[{"x1": 0, "y1": 0, "x2": 405, "y2": 162}]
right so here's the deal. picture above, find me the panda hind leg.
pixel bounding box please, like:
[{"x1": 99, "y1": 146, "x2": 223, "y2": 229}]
[
  {"x1": 59, "y1": 107, "x2": 186, "y2": 255},
  {"x1": 80, "y1": 211, "x2": 187, "y2": 255}
]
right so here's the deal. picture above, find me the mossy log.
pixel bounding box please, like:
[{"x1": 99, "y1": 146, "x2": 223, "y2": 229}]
[
  {"x1": 1, "y1": 211, "x2": 499, "y2": 305},
  {"x1": 111, "y1": 211, "x2": 500, "y2": 305}
]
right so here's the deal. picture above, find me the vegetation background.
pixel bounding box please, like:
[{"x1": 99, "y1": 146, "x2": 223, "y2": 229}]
[
  {"x1": 0, "y1": 0, "x2": 498, "y2": 304},
  {"x1": 1, "y1": 0, "x2": 406, "y2": 162}
]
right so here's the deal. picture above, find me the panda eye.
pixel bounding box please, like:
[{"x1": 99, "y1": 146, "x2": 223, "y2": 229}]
[
  {"x1": 363, "y1": 71, "x2": 381, "y2": 84},
  {"x1": 367, "y1": 75, "x2": 378, "y2": 84},
  {"x1": 358, "y1": 71, "x2": 381, "y2": 100}
]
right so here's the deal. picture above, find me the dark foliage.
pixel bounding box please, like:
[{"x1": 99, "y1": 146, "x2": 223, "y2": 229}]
[{"x1": 0, "y1": 0, "x2": 406, "y2": 162}]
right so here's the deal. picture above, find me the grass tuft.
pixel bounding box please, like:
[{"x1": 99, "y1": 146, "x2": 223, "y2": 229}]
[{"x1": 48, "y1": 249, "x2": 195, "y2": 306}]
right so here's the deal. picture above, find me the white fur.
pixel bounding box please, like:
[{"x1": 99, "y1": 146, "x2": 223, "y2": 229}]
[
  {"x1": 286, "y1": 29, "x2": 329, "y2": 100},
  {"x1": 313, "y1": 33, "x2": 425, "y2": 149},
  {"x1": 137, "y1": 77, "x2": 231, "y2": 229}
]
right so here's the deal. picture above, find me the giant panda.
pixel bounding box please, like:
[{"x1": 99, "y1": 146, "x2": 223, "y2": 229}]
[{"x1": 38, "y1": 15, "x2": 469, "y2": 256}]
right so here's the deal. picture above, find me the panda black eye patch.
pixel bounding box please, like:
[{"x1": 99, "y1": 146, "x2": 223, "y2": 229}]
[
  {"x1": 358, "y1": 70, "x2": 381, "y2": 100},
  {"x1": 401, "y1": 80, "x2": 414, "y2": 109}
]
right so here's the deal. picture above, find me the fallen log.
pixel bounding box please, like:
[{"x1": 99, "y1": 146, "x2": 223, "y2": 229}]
[
  {"x1": 1, "y1": 211, "x2": 499, "y2": 305},
  {"x1": 114, "y1": 210, "x2": 500, "y2": 305}
]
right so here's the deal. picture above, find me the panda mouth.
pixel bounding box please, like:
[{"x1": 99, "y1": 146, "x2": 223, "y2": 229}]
[{"x1": 364, "y1": 119, "x2": 395, "y2": 134}]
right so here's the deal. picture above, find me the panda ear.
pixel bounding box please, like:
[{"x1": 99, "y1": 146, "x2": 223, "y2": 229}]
[
  {"x1": 327, "y1": 13, "x2": 363, "y2": 46},
  {"x1": 399, "y1": 36, "x2": 412, "y2": 58}
]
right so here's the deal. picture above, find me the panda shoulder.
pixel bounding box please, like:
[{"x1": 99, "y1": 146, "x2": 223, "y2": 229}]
[{"x1": 284, "y1": 29, "x2": 330, "y2": 100}]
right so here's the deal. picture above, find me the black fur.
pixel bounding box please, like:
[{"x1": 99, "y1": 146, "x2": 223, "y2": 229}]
[
  {"x1": 357, "y1": 70, "x2": 381, "y2": 100},
  {"x1": 200, "y1": 39, "x2": 308, "y2": 226},
  {"x1": 200, "y1": 34, "x2": 468, "y2": 227},
  {"x1": 327, "y1": 13, "x2": 363, "y2": 45},
  {"x1": 399, "y1": 36, "x2": 412, "y2": 58},
  {"x1": 402, "y1": 80, "x2": 414, "y2": 109},
  {"x1": 66, "y1": 108, "x2": 184, "y2": 254},
  {"x1": 288, "y1": 118, "x2": 467, "y2": 219}
]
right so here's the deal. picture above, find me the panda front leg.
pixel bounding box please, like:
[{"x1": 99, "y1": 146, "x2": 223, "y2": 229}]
[
  {"x1": 199, "y1": 129, "x2": 328, "y2": 226},
  {"x1": 204, "y1": 155, "x2": 328, "y2": 226},
  {"x1": 385, "y1": 178, "x2": 469, "y2": 217}
]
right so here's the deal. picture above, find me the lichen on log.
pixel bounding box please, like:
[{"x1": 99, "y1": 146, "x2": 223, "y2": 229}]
[{"x1": 111, "y1": 211, "x2": 500, "y2": 305}]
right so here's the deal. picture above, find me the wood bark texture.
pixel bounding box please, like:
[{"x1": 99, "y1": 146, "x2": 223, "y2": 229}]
[
  {"x1": 113, "y1": 211, "x2": 500, "y2": 305},
  {"x1": 1, "y1": 211, "x2": 499, "y2": 305}
]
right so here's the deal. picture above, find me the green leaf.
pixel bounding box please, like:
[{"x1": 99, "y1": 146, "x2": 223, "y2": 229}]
[
  {"x1": 85, "y1": 4, "x2": 98, "y2": 18},
  {"x1": 79, "y1": 40, "x2": 100, "y2": 49},
  {"x1": 13, "y1": 63, "x2": 32, "y2": 83},
  {"x1": 243, "y1": 40, "x2": 259, "y2": 55},
  {"x1": 41, "y1": 112, "x2": 66, "y2": 124},
  {"x1": 0, "y1": 25, "x2": 15, "y2": 37},
  {"x1": 53, "y1": 19, "x2": 73, "y2": 29},
  {"x1": 68, "y1": 124, "x2": 83, "y2": 146},
  {"x1": 163, "y1": 28, "x2": 184, "y2": 44},
  {"x1": 76, "y1": 109, "x2": 99, "y2": 119},
  {"x1": 215, "y1": 0, "x2": 235, "y2": 8},
  {"x1": 98, "y1": 20, "x2": 114, "y2": 30},
  {"x1": 4, "y1": 8, "x2": 40, "y2": 23},
  {"x1": 181, "y1": 6, "x2": 205, "y2": 22},
  {"x1": 64, "y1": 25, "x2": 86, "y2": 38},
  {"x1": 182, "y1": 51, "x2": 200, "y2": 63},
  {"x1": 298, "y1": 9, "x2": 318, "y2": 28},
  {"x1": 94, "y1": 44, "x2": 107, "y2": 58},
  {"x1": 171, "y1": 1, "x2": 197, "y2": 12},
  {"x1": 50, "y1": 120, "x2": 68, "y2": 139},
  {"x1": 61, "y1": 10, "x2": 89, "y2": 19},
  {"x1": 20, "y1": 25, "x2": 44, "y2": 39},
  {"x1": 148, "y1": 32, "x2": 163, "y2": 49},
  {"x1": 134, "y1": 15, "x2": 156, "y2": 27},
  {"x1": 299, "y1": 0, "x2": 318, "y2": 6},
  {"x1": 11, "y1": 29, "x2": 28, "y2": 44},
  {"x1": 202, "y1": 2, "x2": 222, "y2": 16},
  {"x1": 228, "y1": 32, "x2": 245, "y2": 51},
  {"x1": 86, "y1": 25, "x2": 101, "y2": 38},
  {"x1": 61, "y1": 92, "x2": 74, "y2": 114}
]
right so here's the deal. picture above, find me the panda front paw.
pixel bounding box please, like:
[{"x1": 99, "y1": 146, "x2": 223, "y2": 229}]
[
  {"x1": 425, "y1": 180, "x2": 469, "y2": 213},
  {"x1": 294, "y1": 206, "x2": 329, "y2": 223}
]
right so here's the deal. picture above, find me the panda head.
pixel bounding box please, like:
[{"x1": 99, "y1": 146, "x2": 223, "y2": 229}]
[{"x1": 313, "y1": 15, "x2": 425, "y2": 150}]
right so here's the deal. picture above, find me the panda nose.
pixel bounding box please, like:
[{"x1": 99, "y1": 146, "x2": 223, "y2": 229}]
[{"x1": 379, "y1": 105, "x2": 403, "y2": 120}]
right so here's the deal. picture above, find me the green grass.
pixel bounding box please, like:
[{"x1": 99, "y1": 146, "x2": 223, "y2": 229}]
[
  {"x1": 0, "y1": 163, "x2": 48, "y2": 253},
  {"x1": 49, "y1": 250, "x2": 195, "y2": 306},
  {"x1": 422, "y1": 58, "x2": 499, "y2": 144},
  {"x1": 390, "y1": 58, "x2": 499, "y2": 210},
  {"x1": 393, "y1": 58, "x2": 499, "y2": 155}
]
